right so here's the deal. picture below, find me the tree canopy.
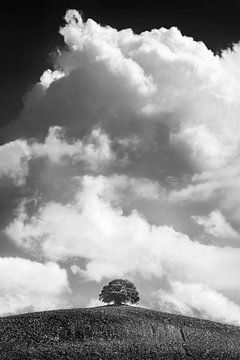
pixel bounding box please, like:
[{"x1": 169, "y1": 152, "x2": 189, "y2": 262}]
[{"x1": 99, "y1": 279, "x2": 140, "y2": 305}]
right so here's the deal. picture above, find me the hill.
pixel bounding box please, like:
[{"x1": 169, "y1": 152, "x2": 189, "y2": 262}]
[{"x1": 0, "y1": 305, "x2": 240, "y2": 359}]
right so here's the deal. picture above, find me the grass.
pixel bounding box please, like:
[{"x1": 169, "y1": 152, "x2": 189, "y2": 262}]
[{"x1": 0, "y1": 304, "x2": 240, "y2": 359}]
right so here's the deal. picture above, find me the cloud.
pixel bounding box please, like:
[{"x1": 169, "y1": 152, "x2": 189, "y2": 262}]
[
  {"x1": 2, "y1": 9, "x2": 240, "y2": 322},
  {"x1": 0, "y1": 126, "x2": 116, "y2": 186},
  {"x1": 170, "y1": 124, "x2": 236, "y2": 171},
  {"x1": 5, "y1": 9, "x2": 239, "y2": 180},
  {"x1": 0, "y1": 257, "x2": 70, "y2": 316},
  {"x1": 4, "y1": 10, "x2": 240, "y2": 184},
  {"x1": 157, "y1": 281, "x2": 240, "y2": 325},
  {"x1": 101, "y1": 174, "x2": 165, "y2": 204},
  {"x1": 5, "y1": 175, "x2": 240, "y2": 293},
  {"x1": 0, "y1": 140, "x2": 30, "y2": 185},
  {"x1": 192, "y1": 210, "x2": 239, "y2": 239},
  {"x1": 169, "y1": 158, "x2": 240, "y2": 229},
  {"x1": 31, "y1": 126, "x2": 116, "y2": 170}
]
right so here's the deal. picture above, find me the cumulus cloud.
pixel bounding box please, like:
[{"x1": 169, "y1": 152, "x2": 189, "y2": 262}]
[
  {"x1": 170, "y1": 124, "x2": 236, "y2": 171},
  {"x1": 192, "y1": 210, "x2": 239, "y2": 239},
  {"x1": 6, "y1": 9, "x2": 239, "y2": 178},
  {"x1": 2, "y1": 10, "x2": 240, "y2": 322},
  {"x1": 5, "y1": 10, "x2": 240, "y2": 182},
  {"x1": 157, "y1": 281, "x2": 240, "y2": 325},
  {"x1": 6, "y1": 175, "x2": 240, "y2": 294},
  {"x1": 31, "y1": 126, "x2": 116, "y2": 168},
  {"x1": 0, "y1": 140, "x2": 30, "y2": 185},
  {"x1": 169, "y1": 158, "x2": 240, "y2": 229},
  {"x1": 0, "y1": 257, "x2": 70, "y2": 316},
  {"x1": 0, "y1": 126, "x2": 116, "y2": 186},
  {"x1": 100, "y1": 174, "x2": 165, "y2": 204}
]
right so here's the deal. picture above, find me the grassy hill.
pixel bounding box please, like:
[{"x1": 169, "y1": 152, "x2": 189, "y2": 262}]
[{"x1": 0, "y1": 305, "x2": 240, "y2": 359}]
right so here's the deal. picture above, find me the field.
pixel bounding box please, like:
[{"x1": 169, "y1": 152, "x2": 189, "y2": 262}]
[{"x1": 0, "y1": 305, "x2": 240, "y2": 359}]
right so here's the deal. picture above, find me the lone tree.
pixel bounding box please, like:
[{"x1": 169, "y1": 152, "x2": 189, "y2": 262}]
[{"x1": 99, "y1": 279, "x2": 140, "y2": 306}]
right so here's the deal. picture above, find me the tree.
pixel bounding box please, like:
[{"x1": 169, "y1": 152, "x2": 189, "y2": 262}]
[{"x1": 99, "y1": 279, "x2": 140, "y2": 306}]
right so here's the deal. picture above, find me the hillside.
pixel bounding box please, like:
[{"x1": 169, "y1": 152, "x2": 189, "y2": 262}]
[{"x1": 0, "y1": 305, "x2": 240, "y2": 359}]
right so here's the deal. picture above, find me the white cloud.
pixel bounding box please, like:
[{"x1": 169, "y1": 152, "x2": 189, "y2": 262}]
[
  {"x1": 102, "y1": 174, "x2": 165, "y2": 204},
  {"x1": 171, "y1": 124, "x2": 236, "y2": 171},
  {"x1": 169, "y1": 158, "x2": 240, "y2": 229},
  {"x1": 31, "y1": 126, "x2": 115, "y2": 169},
  {"x1": 0, "y1": 140, "x2": 30, "y2": 185},
  {"x1": 0, "y1": 257, "x2": 70, "y2": 316},
  {"x1": 5, "y1": 175, "x2": 240, "y2": 292},
  {"x1": 0, "y1": 126, "x2": 116, "y2": 186},
  {"x1": 5, "y1": 10, "x2": 240, "y2": 186},
  {"x1": 157, "y1": 281, "x2": 240, "y2": 325},
  {"x1": 2, "y1": 10, "x2": 240, "y2": 322},
  {"x1": 40, "y1": 69, "x2": 65, "y2": 88},
  {"x1": 168, "y1": 180, "x2": 220, "y2": 204},
  {"x1": 9, "y1": 9, "x2": 240, "y2": 177},
  {"x1": 192, "y1": 210, "x2": 239, "y2": 238}
]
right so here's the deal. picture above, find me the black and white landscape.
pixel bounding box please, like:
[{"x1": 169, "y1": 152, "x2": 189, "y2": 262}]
[{"x1": 1, "y1": 0, "x2": 240, "y2": 330}]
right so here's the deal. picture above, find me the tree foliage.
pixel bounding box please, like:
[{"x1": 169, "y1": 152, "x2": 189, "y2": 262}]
[{"x1": 99, "y1": 279, "x2": 140, "y2": 305}]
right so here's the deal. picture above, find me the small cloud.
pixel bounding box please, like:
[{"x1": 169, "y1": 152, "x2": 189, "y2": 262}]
[
  {"x1": 0, "y1": 140, "x2": 30, "y2": 185},
  {"x1": 192, "y1": 210, "x2": 239, "y2": 238},
  {"x1": 157, "y1": 281, "x2": 240, "y2": 325},
  {"x1": 0, "y1": 257, "x2": 70, "y2": 316}
]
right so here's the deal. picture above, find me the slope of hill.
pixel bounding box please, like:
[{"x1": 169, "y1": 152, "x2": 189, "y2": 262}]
[{"x1": 0, "y1": 305, "x2": 240, "y2": 359}]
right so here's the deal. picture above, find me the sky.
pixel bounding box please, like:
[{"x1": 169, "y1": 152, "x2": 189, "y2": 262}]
[{"x1": 1, "y1": 0, "x2": 240, "y2": 325}]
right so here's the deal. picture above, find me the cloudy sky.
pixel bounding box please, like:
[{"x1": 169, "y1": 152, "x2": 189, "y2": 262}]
[{"x1": 1, "y1": 0, "x2": 240, "y2": 325}]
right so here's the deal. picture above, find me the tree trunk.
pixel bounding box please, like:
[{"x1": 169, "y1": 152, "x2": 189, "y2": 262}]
[{"x1": 114, "y1": 301, "x2": 123, "y2": 306}]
